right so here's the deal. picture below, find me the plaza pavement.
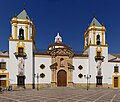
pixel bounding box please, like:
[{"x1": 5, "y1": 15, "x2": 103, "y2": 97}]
[{"x1": 0, "y1": 87, "x2": 120, "y2": 102}]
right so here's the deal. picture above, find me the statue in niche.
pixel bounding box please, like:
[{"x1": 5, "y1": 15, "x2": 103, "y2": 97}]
[
  {"x1": 60, "y1": 58, "x2": 64, "y2": 67},
  {"x1": 96, "y1": 60, "x2": 102, "y2": 76},
  {"x1": 18, "y1": 57, "x2": 24, "y2": 75}
]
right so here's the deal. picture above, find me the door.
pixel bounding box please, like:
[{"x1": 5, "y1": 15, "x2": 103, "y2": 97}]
[
  {"x1": 0, "y1": 75, "x2": 6, "y2": 88},
  {"x1": 96, "y1": 76, "x2": 102, "y2": 85},
  {"x1": 114, "y1": 77, "x2": 118, "y2": 88},
  {"x1": 57, "y1": 70, "x2": 67, "y2": 86},
  {"x1": 17, "y1": 76, "x2": 25, "y2": 87}
]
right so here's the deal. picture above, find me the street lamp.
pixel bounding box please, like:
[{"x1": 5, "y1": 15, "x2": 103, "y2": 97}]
[
  {"x1": 84, "y1": 74, "x2": 91, "y2": 90},
  {"x1": 34, "y1": 73, "x2": 39, "y2": 91},
  {"x1": 36, "y1": 73, "x2": 39, "y2": 91},
  {"x1": 0, "y1": 79, "x2": 2, "y2": 92}
]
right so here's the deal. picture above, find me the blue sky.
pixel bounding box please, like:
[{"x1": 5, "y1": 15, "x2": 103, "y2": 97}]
[{"x1": 0, "y1": 0, "x2": 120, "y2": 54}]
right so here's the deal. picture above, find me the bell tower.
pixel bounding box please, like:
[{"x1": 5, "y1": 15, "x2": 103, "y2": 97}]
[
  {"x1": 83, "y1": 17, "x2": 108, "y2": 86},
  {"x1": 84, "y1": 17, "x2": 106, "y2": 52},
  {"x1": 9, "y1": 9, "x2": 36, "y2": 88},
  {"x1": 10, "y1": 9, "x2": 36, "y2": 41}
]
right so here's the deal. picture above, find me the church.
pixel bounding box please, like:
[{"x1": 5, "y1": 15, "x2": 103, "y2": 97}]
[{"x1": 0, "y1": 9, "x2": 120, "y2": 89}]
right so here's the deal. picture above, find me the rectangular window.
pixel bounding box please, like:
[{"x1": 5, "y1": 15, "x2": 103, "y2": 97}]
[
  {"x1": 97, "y1": 51, "x2": 101, "y2": 58},
  {"x1": 0, "y1": 62, "x2": 6, "y2": 69},
  {"x1": 18, "y1": 47, "x2": 24, "y2": 55},
  {"x1": 114, "y1": 66, "x2": 119, "y2": 73}
]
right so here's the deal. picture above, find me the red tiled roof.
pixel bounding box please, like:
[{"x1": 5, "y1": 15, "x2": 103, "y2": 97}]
[
  {"x1": 112, "y1": 54, "x2": 120, "y2": 58},
  {"x1": 48, "y1": 42, "x2": 69, "y2": 49}
]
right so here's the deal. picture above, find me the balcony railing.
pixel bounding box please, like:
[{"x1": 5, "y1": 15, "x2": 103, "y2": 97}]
[
  {"x1": 0, "y1": 68, "x2": 6, "y2": 70},
  {"x1": 14, "y1": 52, "x2": 27, "y2": 58},
  {"x1": 95, "y1": 56, "x2": 105, "y2": 62}
]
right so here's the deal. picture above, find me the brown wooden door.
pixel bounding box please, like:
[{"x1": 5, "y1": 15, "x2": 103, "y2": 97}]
[
  {"x1": 0, "y1": 80, "x2": 6, "y2": 87},
  {"x1": 114, "y1": 77, "x2": 118, "y2": 88},
  {"x1": 57, "y1": 70, "x2": 67, "y2": 86},
  {"x1": 0, "y1": 75, "x2": 6, "y2": 88}
]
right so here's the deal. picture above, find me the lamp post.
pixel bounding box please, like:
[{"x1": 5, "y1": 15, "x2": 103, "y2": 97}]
[
  {"x1": 0, "y1": 79, "x2": 2, "y2": 92},
  {"x1": 36, "y1": 73, "x2": 39, "y2": 91},
  {"x1": 84, "y1": 74, "x2": 91, "y2": 90}
]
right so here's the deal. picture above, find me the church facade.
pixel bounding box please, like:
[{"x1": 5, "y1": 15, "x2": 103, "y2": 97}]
[{"x1": 0, "y1": 10, "x2": 120, "y2": 89}]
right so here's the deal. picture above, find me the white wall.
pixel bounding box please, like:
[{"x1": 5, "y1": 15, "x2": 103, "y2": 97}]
[
  {"x1": 89, "y1": 46, "x2": 108, "y2": 84},
  {"x1": 107, "y1": 62, "x2": 120, "y2": 84},
  {"x1": 9, "y1": 41, "x2": 33, "y2": 84},
  {"x1": 73, "y1": 57, "x2": 88, "y2": 83},
  {"x1": 35, "y1": 56, "x2": 51, "y2": 84}
]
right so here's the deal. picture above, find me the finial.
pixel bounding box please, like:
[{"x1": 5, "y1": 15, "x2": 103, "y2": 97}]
[
  {"x1": 55, "y1": 32, "x2": 62, "y2": 43},
  {"x1": 57, "y1": 32, "x2": 60, "y2": 36}
]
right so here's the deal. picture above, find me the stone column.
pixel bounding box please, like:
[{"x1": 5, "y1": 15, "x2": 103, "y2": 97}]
[
  {"x1": 14, "y1": 23, "x2": 17, "y2": 39},
  {"x1": 102, "y1": 31, "x2": 104, "y2": 45},
  {"x1": 50, "y1": 63, "x2": 57, "y2": 87},
  {"x1": 68, "y1": 65, "x2": 74, "y2": 87},
  {"x1": 26, "y1": 24, "x2": 28, "y2": 40},
  {"x1": 93, "y1": 30, "x2": 95, "y2": 44}
]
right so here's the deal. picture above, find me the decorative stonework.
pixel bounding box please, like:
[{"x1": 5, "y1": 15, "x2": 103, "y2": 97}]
[
  {"x1": 96, "y1": 60, "x2": 102, "y2": 76},
  {"x1": 18, "y1": 57, "x2": 24, "y2": 76},
  {"x1": 50, "y1": 47, "x2": 74, "y2": 87},
  {"x1": 49, "y1": 48, "x2": 74, "y2": 58}
]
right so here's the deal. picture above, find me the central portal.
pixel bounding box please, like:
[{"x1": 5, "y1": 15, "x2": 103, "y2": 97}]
[{"x1": 57, "y1": 70, "x2": 67, "y2": 86}]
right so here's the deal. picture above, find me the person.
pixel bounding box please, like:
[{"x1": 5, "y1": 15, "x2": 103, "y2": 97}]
[
  {"x1": 0, "y1": 86, "x2": 2, "y2": 92},
  {"x1": 8, "y1": 85, "x2": 12, "y2": 91}
]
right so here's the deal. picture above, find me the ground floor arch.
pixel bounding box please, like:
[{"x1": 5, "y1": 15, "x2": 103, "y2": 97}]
[{"x1": 57, "y1": 70, "x2": 67, "y2": 86}]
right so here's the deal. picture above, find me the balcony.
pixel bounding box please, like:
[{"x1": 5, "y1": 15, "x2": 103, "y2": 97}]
[
  {"x1": 95, "y1": 56, "x2": 105, "y2": 62},
  {"x1": 14, "y1": 52, "x2": 27, "y2": 59}
]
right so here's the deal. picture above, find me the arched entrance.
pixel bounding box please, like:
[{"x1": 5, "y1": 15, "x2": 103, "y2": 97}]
[{"x1": 57, "y1": 70, "x2": 67, "y2": 86}]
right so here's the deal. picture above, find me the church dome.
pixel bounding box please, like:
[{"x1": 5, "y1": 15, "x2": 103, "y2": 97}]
[{"x1": 48, "y1": 33, "x2": 70, "y2": 50}]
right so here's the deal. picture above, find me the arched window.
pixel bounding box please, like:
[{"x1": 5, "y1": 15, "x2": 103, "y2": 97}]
[
  {"x1": 96, "y1": 34, "x2": 100, "y2": 45},
  {"x1": 19, "y1": 28, "x2": 24, "y2": 40}
]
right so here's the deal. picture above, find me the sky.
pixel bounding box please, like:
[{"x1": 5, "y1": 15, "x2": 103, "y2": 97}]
[{"x1": 0, "y1": 0, "x2": 120, "y2": 54}]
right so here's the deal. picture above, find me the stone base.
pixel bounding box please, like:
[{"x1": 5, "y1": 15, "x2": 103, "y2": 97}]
[
  {"x1": 11, "y1": 83, "x2": 112, "y2": 89},
  {"x1": 74, "y1": 83, "x2": 112, "y2": 88},
  {"x1": 11, "y1": 84, "x2": 51, "y2": 89},
  {"x1": 51, "y1": 82, "x2": 57, "y2": 87},
  {"x1": 68, "y1": 82, "x2": 74, "y2": 87}
]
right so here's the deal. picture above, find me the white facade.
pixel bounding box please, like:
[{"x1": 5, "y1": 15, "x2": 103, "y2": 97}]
[
  {"x1": 35, "y1": 56, "x2": 51, "y2": 84},
  {"x1": 73, "y1": 57, "x2": 88, "y2": 83},
  {"x1": 0, "y1": 10, "x2": 120, "y2": 89}
]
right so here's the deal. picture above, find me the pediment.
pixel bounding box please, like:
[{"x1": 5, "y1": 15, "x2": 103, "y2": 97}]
[{"x1": 49, "y1": 48, "x2": 74, "y2": 57}]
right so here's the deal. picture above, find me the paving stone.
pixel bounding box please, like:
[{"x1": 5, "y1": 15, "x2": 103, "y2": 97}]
[{"x1": 0, "y1": 88, "x2": 119, "y2": 102}]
